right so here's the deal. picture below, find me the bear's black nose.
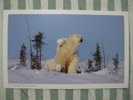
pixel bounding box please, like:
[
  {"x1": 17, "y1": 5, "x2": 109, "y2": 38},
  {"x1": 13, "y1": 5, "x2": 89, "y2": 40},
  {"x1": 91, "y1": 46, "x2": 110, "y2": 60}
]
[{"x1": 80, "y1": 38, "x2": 83, "y2": 43}]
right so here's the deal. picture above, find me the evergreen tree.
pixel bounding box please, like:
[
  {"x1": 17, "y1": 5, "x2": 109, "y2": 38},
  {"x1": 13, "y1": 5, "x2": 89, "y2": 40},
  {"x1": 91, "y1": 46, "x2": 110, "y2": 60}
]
[
  {"x1": 112, "y1": 53, "x2": 119, "y2": 71},
  {"x1": 19, "y1": 43, "x2": 27, "y2": 66},
  {"x1": 93, "y1": 43, "x2": 102, "y2": 70},
  {"x1": 101, "y1": 43, "x2": 106, "y2": 68},
  {"x1": 88, "y1": 59, "x2": 93, "y2": 69},
  {"x1": 32, "y1": 32, "x2": 44, "y2": 70}
]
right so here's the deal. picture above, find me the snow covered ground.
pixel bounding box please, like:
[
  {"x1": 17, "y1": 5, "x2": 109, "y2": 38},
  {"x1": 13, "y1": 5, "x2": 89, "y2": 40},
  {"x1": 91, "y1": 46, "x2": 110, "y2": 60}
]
[{"x1": 8, "y1": 59, "x2": 124, "y2": 84}]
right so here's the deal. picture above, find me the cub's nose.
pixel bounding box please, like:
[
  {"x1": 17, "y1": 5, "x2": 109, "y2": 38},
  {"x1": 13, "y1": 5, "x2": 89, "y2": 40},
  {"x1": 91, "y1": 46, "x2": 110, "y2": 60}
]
[{"x1": 80, "y1": 38, "x2": 83, "y2": 43}]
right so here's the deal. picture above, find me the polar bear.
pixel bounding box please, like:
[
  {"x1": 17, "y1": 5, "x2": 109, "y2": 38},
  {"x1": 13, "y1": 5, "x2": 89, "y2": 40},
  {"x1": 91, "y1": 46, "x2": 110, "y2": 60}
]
[
  {"x1": 47, "y1": 34, "x2": 83, "y2": 73},
  {"x1": 46, "y1": 38, "x2": 66, "y2": 72}
]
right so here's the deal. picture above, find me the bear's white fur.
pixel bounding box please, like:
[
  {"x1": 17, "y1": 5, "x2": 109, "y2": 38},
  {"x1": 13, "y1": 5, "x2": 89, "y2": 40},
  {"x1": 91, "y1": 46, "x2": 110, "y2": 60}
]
[{"x1": 47, "y1": 34, "x2": 83, "y2": 73}]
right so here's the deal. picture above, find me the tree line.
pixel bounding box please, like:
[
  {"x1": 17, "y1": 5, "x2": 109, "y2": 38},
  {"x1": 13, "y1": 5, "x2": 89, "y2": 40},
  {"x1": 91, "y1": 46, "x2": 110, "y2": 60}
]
[{"x1": 19, "y1": 34, "x2": 120, "y2": 72}]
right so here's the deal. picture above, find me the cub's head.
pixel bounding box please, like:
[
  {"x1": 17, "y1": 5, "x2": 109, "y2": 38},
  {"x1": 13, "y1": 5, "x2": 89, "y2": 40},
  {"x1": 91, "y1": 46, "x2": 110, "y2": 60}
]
[{"x1": 57, "y1": 38, "x2": 66, "y2": 47}]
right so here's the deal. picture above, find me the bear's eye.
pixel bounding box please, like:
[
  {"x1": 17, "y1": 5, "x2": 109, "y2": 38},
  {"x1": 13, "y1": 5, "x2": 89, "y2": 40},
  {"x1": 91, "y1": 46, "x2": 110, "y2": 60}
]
[
  {"x1": 59, "y1": 41, "x2": 66, "y2": 47},
  {"x1": 59, "y1": 44, "x2": 63, "y2": 47},
  {"x1": 79, "y1": 38, "x2": 83, "y2": 43}
]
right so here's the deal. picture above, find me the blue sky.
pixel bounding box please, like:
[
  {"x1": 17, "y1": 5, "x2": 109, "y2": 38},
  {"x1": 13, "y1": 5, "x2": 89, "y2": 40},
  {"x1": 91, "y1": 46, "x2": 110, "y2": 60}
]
[{"x1": 8, "y1": 14, "x2": 124, "y2": 61}]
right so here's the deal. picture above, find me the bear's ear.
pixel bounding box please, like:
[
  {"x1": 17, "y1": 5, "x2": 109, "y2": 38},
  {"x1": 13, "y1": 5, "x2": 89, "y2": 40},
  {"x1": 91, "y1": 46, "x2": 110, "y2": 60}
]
[{"x1": 57, "y1": 38, "x2": 66, "y2": 47}]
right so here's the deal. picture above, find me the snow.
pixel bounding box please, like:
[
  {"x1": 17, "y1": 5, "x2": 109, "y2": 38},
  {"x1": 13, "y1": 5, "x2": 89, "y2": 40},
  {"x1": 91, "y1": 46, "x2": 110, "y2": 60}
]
[
  {"x1": 93, "y1": 68, "x2": 109, "y2": 75},
  {"x1": 8, "y1": 59, "x2": 124, "y2": 84}
]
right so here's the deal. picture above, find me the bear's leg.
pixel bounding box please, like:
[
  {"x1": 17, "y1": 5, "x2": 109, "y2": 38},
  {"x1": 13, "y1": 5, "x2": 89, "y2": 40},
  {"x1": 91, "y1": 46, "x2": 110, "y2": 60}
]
[
  {"x1": 47, "y1": 59, "x2": 56, "y2": 71},
  {"x1": 68, "y1": 55, "x2": 79, "y2": 73},
  {"x1": 55, "y1": 64, "x2": 62, "y2": 72}
]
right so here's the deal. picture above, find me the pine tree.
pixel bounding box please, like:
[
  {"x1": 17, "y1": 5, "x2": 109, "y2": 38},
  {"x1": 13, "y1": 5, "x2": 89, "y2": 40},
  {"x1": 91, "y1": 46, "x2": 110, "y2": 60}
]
[
  {"x1": 112, "y1": 53, "x2": 119, "y2": 71},
  {"x1": 19, "y1": 43, "x2": 27, "y2": 66},
  {"x1": 32, "y1": 32, "x2": 44, "y2": 70},
  {"x1": 88, "y1": 59, "x2": 93, "y2": 69},
  {"x1": 93, "y1": 43, "x2": 102, "y2": 70},
  {"x1": 101, "y1": 43, "x2": 106, "y2": 68}
]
